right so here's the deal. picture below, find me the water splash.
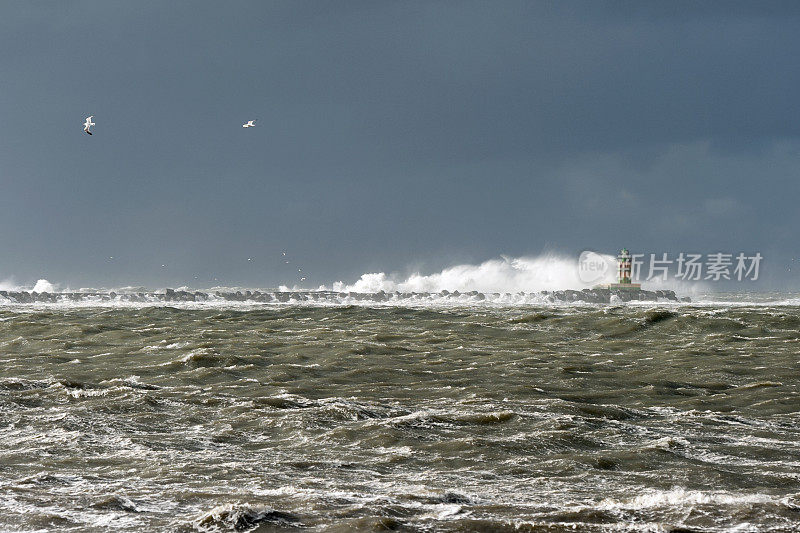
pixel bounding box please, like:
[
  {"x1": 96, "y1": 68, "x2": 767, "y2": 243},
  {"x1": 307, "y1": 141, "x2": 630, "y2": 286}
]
[
  {"x1": 327, "y1": 253, "x2": 709, "y2": 295},
  {"x1": 329, "y1": 254, "x2": 604, "y2": 293},
  {"x1": 32, "y1": 279, "x2": 55, "y2": 293}
]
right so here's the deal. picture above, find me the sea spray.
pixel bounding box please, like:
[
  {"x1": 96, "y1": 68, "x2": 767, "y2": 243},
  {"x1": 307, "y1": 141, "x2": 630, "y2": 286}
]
[
  {"x1": 0, "y1": 254, "x2": 708, "y2": 297},
  {"x1": 331, "y1": 254, "x2": 615, "y2": 293},
  {"x1": 32, "y1": 279, "x2": 55, "y2": 293},
  {"x1": 329, "y1": 253, "x2": 705, "y2": 294}
]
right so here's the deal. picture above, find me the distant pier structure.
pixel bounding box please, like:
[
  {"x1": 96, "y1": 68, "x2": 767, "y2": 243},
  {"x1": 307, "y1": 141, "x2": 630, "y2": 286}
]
[{"x1": 603, "y1": 248, "x2": 642, "y2": 290}]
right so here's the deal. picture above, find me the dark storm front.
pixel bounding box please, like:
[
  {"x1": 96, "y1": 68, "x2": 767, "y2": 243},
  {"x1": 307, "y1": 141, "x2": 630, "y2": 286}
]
[{"x1": 1, "y1": 305, "x2": 799, "y2": 531}]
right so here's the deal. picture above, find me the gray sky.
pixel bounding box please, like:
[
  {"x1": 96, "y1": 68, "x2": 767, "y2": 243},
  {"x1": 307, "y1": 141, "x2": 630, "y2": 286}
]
[{"x1": 1, "y1": 1, "x2": 799, "y2": 289}]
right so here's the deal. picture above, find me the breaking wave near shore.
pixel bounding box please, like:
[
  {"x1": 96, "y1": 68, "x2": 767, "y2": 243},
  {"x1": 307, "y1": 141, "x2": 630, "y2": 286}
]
[
  {"x1": 1, "y1": 254, "x2": 716, "y2": 307},
  {"x1": 331, "y1": 254, "x2": 606, "y2": 293}
]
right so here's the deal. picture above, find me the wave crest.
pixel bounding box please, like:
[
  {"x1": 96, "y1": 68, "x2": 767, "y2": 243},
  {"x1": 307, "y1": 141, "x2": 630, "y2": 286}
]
[{"x1": 331, "y1": 254, "x2": 611, "y2": 293}]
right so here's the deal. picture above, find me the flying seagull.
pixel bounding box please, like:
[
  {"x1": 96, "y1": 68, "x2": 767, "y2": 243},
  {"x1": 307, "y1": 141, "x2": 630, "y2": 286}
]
[
  {"x1": 83, "y1": 116, "x2": 95, "y2": 135},
  {"x1": 242, "y1": 120, "x2": 257, "y2": 128}
]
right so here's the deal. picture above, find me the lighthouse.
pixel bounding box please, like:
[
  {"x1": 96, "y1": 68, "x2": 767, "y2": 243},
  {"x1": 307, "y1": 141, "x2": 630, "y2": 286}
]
[
  {"x1": 618, "y1": 248, "x2": 632, "y2": 284},
  {"x1": 605, "y1": 248, "x2": 641, "y2": 290}
]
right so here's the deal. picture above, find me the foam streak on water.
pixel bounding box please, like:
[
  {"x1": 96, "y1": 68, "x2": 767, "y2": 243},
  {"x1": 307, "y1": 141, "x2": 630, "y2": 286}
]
[{"x1": 1, "y1": 302, "x2": 799, "y2": 531}]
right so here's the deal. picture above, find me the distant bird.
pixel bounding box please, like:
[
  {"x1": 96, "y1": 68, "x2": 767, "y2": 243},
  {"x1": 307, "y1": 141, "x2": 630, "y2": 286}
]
[
  {"x1": 298, "y1": 269, "x2": 302, "y2": 272},
  {"x1": 83, "y1": 116, "x2": 95, "y2": 135},
  {"x1": 242, "y1": 120, "x2": 257, "y2": 128},
  {"x1": 247, "y1": 258, "x2": 252, "y2": 261},
  {"x1": 300, "y1": 277, "x2": 306, "y2": 282}
]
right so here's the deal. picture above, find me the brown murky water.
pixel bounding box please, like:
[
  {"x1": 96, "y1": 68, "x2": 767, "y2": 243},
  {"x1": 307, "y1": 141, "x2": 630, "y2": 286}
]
[{"x1": 1, "y1": 302, "x2": 799, "y2": 531}]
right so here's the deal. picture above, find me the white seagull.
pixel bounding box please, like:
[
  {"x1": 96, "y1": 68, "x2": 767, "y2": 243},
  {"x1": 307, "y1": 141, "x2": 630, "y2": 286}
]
[
  {"x1": 242, "y1": 120, "x2": 257, "y2": 128},
  {"x1": 83, "y1": 116, "x2": 95, "y2": 135}
]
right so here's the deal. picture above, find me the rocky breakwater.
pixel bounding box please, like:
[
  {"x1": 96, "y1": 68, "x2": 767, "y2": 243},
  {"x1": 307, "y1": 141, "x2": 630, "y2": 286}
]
[{"x1": 0, "y1": 288, "x2": 688, "y2": 304}]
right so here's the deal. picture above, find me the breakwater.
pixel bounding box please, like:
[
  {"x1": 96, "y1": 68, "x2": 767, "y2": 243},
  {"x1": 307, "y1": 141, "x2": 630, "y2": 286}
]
[{"x1": 0, "y1": 287, "x2": 687, "y2": 304}]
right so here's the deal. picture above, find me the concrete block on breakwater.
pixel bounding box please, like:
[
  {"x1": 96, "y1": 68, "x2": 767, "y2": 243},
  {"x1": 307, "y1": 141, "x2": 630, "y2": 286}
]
[{"x1": 0, "y1": 288, "x2": 688, "y2": 304}]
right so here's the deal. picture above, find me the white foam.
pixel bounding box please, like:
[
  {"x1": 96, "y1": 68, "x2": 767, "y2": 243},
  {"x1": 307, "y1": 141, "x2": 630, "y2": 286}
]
[
  {"x1": 331, "y1": 254, "x2": 608, "y2": 293},
  {"x1": 598, "y1": 487, "x2": 775, "y2": 511},
  {"x1": 2, "y1": 251, "x2": 797, "y2": 308},
  {"x1": 32, "y1": 279, "x2": 55, "y2": 293},
  {"x1": 327, "y1": 254, "x2": 704, "y2": 294}
]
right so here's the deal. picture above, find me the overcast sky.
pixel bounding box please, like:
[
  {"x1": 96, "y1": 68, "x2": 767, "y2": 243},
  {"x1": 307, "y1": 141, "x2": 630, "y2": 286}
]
[{"x1": 1, "y1": 1, "x2": 799, "y2": 289}]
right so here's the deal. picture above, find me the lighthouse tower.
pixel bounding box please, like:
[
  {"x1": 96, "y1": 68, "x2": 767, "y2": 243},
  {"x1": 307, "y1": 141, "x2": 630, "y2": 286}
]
[
  {"x1": 607, "y1": 248, "x2": 641, "y2": 290},
  {"x1": 618, "y1": 248, "x2": 632, "y2": 284}
]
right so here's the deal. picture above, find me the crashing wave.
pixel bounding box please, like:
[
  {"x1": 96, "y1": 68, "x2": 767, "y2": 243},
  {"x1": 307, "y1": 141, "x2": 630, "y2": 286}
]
[
  {"x1": 331, "y1": 255, "x2": 604, "y2": 293},
  {"x1": 0, "y1": 254, "x2": 708, "y2": 306}
]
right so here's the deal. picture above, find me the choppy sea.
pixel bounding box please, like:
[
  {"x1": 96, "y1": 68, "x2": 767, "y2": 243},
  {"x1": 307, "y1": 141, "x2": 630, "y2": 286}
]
[{"x1": 1, "y1": 294, "x2": 799, "y2": 531}]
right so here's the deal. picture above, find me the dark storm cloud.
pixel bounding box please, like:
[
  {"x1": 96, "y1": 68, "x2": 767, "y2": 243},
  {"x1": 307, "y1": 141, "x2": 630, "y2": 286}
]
[{"x1": 0, "y1": 1, "x2": 798, "y2": 288}]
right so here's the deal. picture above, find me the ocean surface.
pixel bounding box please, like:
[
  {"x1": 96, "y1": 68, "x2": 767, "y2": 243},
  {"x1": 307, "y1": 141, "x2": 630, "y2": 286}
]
[{"x1": 1, "y1": 295, "x2": 799, "y2": 532}]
